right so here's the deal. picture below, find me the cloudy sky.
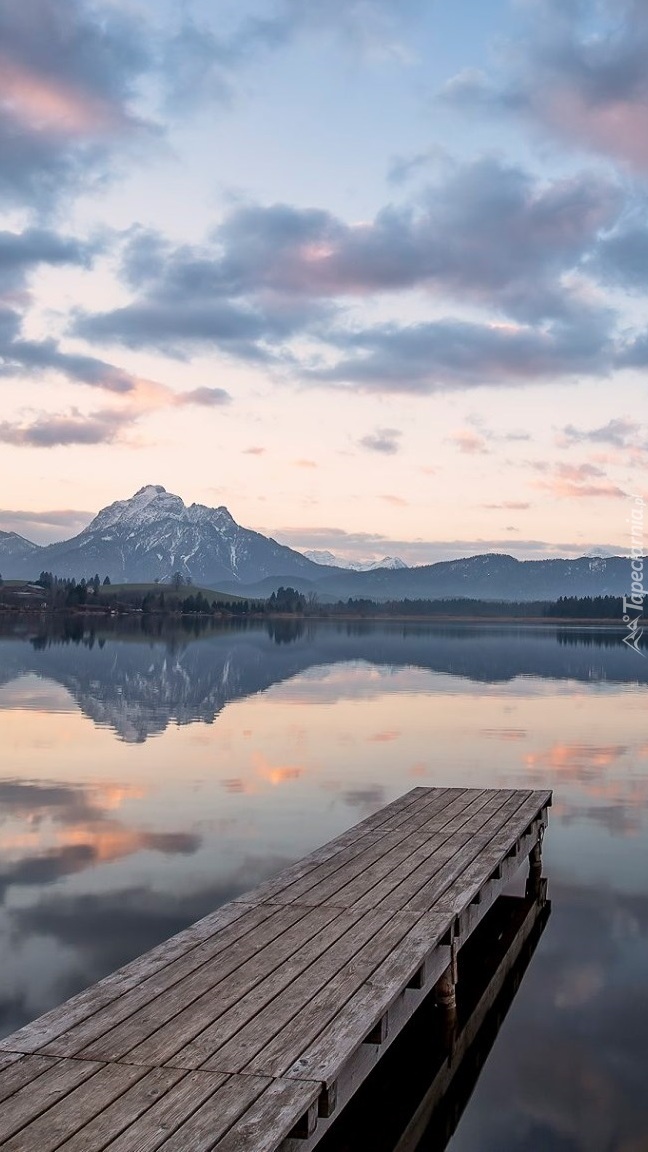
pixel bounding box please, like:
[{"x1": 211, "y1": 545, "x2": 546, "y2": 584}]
[{"x1": 1, "y1": 0, "x2": 647, "y2": 563}]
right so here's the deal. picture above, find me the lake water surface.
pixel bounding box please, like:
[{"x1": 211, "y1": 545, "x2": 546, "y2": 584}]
[{"x1": 1, "y1": 617, "x2": 647, "y2": 1151}]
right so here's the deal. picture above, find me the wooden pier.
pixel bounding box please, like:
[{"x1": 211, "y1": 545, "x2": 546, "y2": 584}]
[
  {"x1": 0, "y1": 786, "x2": 551, "y2": 1151},
  {"x1": 319, "y1": 891, "x2": 551, "y2": 1152}
]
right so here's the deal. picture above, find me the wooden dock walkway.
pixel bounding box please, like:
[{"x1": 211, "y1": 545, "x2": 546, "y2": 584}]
[
  {"x1": 0, "y1": 786, "x2": 551, "y2": 1152},
  {"x1": 319, "y1": 891, "x2": 551, "y2": 1152}
]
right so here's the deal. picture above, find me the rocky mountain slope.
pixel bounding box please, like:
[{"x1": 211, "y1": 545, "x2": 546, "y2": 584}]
[{"x1": 0, "y1": 486, "x2": 324, "y2": 585}]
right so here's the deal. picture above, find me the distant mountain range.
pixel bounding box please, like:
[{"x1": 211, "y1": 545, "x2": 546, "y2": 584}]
[
  {"x1": 302, "y1": 550, "x2": 407, "y2": 571},
  {"x1": 219, "y1": 553, "x2": 639, "y2": 603},
  {"x1": 0, "y1": 484, "x2": 641, "y2": 602}
]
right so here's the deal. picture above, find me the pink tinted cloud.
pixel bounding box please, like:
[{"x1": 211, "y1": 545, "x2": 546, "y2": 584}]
[
  {"x1": 0, "y1": 373, "x2": 175, "y2": 449},
  {"x1": 0, "y1": 56, "x2": 126, "y2": 137},
  {"x1": 537, "y1": 477, "x2": 626, "y2": 500},
  {"x1": 534, "y1": 461, "x2": 626, "y2": 500},
  {"x1": 175, "y1": 387, "x2": 231, "y2": 407},
  {"x1": 542, "y1": 88, "x2": 648, "y2": 171},
  {"x1": 0, "y1": 408, "x2": 130, "y2": 448},
  {"x1": 482, "y1": 501, "x2": 530, "y2": 510},
  {"x1": 448, "y1": 430, "x2": 489, "y2": 455},
  {"x1": 556, "y1": 463, "x2": 605, "y2": 481}
]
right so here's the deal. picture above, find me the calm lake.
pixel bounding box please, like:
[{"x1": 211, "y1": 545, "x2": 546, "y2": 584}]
[{"x1": 1, "y1": 617, "x2": 647, "y2": 1150}]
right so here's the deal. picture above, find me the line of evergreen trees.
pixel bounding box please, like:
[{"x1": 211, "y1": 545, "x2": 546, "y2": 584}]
[
  {"x1": 326, "y1": 595, "x2": 627, "y2": 619},
  {"x1": 38, "y1": 572, "x2": 111, "y2": 607},
  {"x1": 1, "y1": 576, "x2": 634, "y2": 620},
  {"x1": 544, "y1": 595, "x2": 625, "y2": 618}
]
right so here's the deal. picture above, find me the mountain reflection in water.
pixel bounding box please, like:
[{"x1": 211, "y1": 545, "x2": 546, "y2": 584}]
[
  {"x1": 0, "y1": 618, "x2": 647, "y2": 1151},
  {"x1": 1, "y1": 617, "x2": 645, "y2": 743}
]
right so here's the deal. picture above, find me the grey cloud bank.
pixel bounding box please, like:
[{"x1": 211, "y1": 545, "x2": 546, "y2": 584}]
[
  {"x1": 441, "y1": 0, "x2": 648, "y2": 171},
  {"x1": 68, "y1": 155, "x2": 648, "y2": 395}
]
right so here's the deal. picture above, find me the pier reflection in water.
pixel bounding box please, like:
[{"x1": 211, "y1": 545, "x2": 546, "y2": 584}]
[
  {"x1": 321, "y1": 891, "x2": 551, "y2": 1152},
  {"x1": 1, "y1": 616, "x2": 647, "y2": 1151}
]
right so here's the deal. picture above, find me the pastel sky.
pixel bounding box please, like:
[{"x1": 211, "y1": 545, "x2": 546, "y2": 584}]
[{"x1": 1, "y1": 0, "x2": 648, "y2": 563}]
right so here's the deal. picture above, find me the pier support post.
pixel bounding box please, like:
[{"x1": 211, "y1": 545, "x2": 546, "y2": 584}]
[
  {"x1": 289, "y1": 1101, "x2": 318, "y2": 1140},
  {"x1": 525, "y1": 828, "x2": 544, "y2": 901},
  {"x1": 435, "y1": 965, "x2": 456, "y2": 1010},
  {"x1": 435, "y1": 962, "x2": 458, "y2": 1055},
  {"x1": 318, "y1": 1081, "x2": 338, "y2": 1119}
]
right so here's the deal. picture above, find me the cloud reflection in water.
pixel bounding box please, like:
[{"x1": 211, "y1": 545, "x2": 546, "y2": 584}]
[{"x1": 0, "y1": 620, "x2": 646, "y2": 1150}]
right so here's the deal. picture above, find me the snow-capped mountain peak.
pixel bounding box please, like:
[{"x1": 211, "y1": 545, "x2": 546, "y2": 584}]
[
  {"x1": 187, "y1": 502, "x2": 235, "y2": 527},
  {"x1": 12, "y1": 485, "x2": 321, "y2": 586},
  {"x1": 373, "y1": 556, "x2": 408, "y2": 571},
  {"x1": 87, "y1": 485, "x2": 186, "y2": 536},
  {"x1": 302, "y1": 549, "x2": 408, "y2": 571}
]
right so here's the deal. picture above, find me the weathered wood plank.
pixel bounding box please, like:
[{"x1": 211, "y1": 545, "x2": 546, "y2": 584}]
[
  {"x1": 282, "y1": 910, "x2": 450, "y2": 1088},
  {"x1": 228, "y1": 811, "x2": 402, "y2": 908},
  {"x1": 433, "y1": 799, "x2": 551, "y2": 916},
  {"x1": 361, "y1": 787, "x2": 466, "y2": 834},
  {"x1": 0, "y1": 1054, "x2": 62, "y2": 1107},
  {"x1": 254, "y1": 829, "x2": 419, "y2": 907},
  {"x1": 388, "y1": 791, "x2": 534, "y2": 913},
  {"x1": 405, "y1": 792, "x2": 547, "y2": 912},
  {"x1": 348, "y1": 787, "x2": 430, "y2": 833},
  {"x1": 312, "y1": 895, "x2": 549, "y2": 1152},
  {"x1": 1, "y1": 1062, "x2": 148, "y2": 1152},
  {"x1": 0, "y1": 1053, "x2": 22, "y2": 1071},
  {"x1": 148, "y1": 1073, "x2": 272, "y2": 1151},
  {"x1": 287, "y1": 791, "x2": 488, "y2": 910},
  {"x1": 136, "y1": 906, "x2": 396, "y2": 1070},
  {"x1": 336, "y1": 790, "x2": 515, "y2": 916},
  {"x1": 100, "y1": 1071, "x2": 230, "y2": 1152},
  {"x1": 49, "y1": 904, "x2": 313, "y2": 1060},
  {"x1": 214, "y1": 1077, "x2": 321, "y2": 1152},
  {"x1": 78, "y1": 905, "x2": 345, "y2": 1065},
  {"x1": 376, "y1": 788, "x2": 486, "y2": 838},
  {"x1": 57, "y1": 1068, "x2": 187, "y2": 1152},
  {"x1": 0, "y1": 1056, "x2": 103, "y2": 1145},
  {"x1": 321, "y1": 790, "x2": 498, "y2": 911},
  {"x1": 203, "y1": 909, "x2": 431, "y2": 1077}
]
